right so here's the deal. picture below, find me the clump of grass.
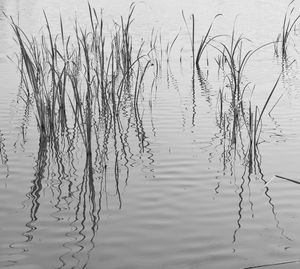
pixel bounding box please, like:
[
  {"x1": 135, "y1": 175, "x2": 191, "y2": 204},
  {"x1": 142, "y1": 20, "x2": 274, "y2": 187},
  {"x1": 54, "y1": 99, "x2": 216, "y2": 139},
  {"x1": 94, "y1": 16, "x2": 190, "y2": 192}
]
[
  {"x1": 8, "y1": 4, "x2": 154, "y2": 178},
  {"x1": 217, "y1": 30, "x2": 273, "y2": 110},
  {"x1": 209, "y1": 24, "x2": 281, "y2": 174},
  {"x1": 8, "y1": 12, "x2": 71, "y2": 140},
  {"x1": 215, "y1": 32, "x2": 259, "y2": 146}
]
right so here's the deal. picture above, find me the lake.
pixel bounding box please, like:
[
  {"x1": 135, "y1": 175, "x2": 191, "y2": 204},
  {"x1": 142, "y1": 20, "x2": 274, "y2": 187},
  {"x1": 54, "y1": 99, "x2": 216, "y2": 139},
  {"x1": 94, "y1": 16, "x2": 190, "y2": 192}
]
[{"x1": 1, "y1": 0, "x2": 300, "y2": 268}]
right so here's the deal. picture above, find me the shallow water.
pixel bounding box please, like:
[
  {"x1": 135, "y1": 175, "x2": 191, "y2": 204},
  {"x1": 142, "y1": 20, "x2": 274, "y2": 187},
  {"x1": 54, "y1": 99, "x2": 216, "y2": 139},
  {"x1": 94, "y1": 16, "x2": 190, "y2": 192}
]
[{"x1": 1, "y1": 0, "x2": 300, "y2": 268}]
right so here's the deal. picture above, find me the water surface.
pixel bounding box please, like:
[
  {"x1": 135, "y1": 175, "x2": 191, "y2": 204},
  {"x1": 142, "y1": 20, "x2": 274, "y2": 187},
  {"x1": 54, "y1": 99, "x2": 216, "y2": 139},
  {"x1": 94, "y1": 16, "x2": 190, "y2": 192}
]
[{"x1": 1, "y1": 1, "x2": 300, "y2": 268}]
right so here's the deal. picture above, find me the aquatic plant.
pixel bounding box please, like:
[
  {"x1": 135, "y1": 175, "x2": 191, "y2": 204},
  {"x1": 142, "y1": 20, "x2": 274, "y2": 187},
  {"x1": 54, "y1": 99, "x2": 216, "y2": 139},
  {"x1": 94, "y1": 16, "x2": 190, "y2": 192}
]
[
  {"x1": 166, "y1": 32, "x2": 180, "y2": 63},
  {"x1": 195, "y1": 14, "x2": 222, "y2": 67},
  {"x1": 182, "y1": 11, "x2": 195, "y2": 64},
  {"x1": 278, "y1": 0, "x2": 300, "y2": 57},
  {"x1": 8, "y1": 3, "x2": 153, "y2": 149},
  {"x1": 8, "y1": 1, "x2": 297, "y2": 202},
  {"x1": 205, "y1": 23, "x2": 282, "y2": 174},
  {"x1": 182, "y1": 12, "x2": 222, "y2": 67}
]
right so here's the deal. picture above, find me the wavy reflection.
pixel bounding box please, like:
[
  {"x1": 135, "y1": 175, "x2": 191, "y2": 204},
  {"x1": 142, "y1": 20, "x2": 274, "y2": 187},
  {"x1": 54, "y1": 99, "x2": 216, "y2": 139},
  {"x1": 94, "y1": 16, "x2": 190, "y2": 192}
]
[
  {"x1": 18, "y1": 84, "x2": 152, "y2": 266},
  {"x1": 17, "y1": 96, "x2": 31, "y2": 149},
  {"x1": 194, "y1": 57, "x2": 293, "y2": 246},
  {"x1": 0, "y1": 130, "x2": 9, "y2": 179},
  {"x1": 24, "y1": 135, "x2": 48, "y2": 243},
  {"x1": 256, "y1": 165, "x2": 292, "y2": 241},
  {"x1": 196, "y1": 66, "x2": 212, "y2": 108}
]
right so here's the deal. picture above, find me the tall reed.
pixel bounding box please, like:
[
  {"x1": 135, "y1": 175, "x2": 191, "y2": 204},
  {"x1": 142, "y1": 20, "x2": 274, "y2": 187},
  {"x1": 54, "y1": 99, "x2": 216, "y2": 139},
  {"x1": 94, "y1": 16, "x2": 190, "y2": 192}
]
[
  {"x1": 195, "y1": 14, "x2": 222, "y2": 67},
  {"x1": 279, "y1": 0, "x2": 300, "y2": 57}
]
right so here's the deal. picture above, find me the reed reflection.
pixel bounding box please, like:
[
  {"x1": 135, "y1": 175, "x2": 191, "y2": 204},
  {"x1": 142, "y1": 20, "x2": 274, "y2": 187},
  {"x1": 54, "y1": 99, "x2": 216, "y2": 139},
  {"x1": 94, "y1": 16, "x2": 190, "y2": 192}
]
[
  {"x1": 24, "y1": 135, "x2": 47, "y2": 243},
  {"x1": 17, "y1": 95, "x2": 31, "y2": 149},
  {"x1": 205, "y1": 85, "x2": 290, "y2": 244},
  {"x1": 21, "y1": 108, "x2": 150, "y2": 267},
  {"x1": 0, "y1": 130, "x2": 9, "y2": 179}
]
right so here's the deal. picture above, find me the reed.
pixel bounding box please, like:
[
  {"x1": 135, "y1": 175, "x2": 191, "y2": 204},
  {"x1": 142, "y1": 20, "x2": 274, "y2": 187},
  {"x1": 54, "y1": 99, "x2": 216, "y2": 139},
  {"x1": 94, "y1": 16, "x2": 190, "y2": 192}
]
[
  {"x1": 181, "y1": 11, "x2": 195, "y2": 64},
  {"x1": 279, "y1": 0, "x2": 300, "y2": 57},
  {"x1": 216, "y1": 30, "x2": 274, "y2": 114},
  {"x1": 166, "y1": 32, "x2": 180, "y2": 63},
  {"x1": 195, "y1": 14, "x2": 222, "y2": 67},
  {"x1": 236, "y1": 73, "x2": 281, "y2": 173}
]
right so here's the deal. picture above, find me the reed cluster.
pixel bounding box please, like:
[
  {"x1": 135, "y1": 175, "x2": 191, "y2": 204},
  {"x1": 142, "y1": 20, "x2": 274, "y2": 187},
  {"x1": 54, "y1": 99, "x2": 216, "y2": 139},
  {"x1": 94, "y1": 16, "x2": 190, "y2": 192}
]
[
  {"x1": 184, "y1": 0, "x2": 299, "y2": 173},
  {"x1": 188, "y1": 19, "x2": 292, "y2": 173},
  {"x1": 214, "y1": 33, "x2": 282, "y2": 173},
  {"x1": 8, "y1": 4, "x2": 154, "y2": 176}
]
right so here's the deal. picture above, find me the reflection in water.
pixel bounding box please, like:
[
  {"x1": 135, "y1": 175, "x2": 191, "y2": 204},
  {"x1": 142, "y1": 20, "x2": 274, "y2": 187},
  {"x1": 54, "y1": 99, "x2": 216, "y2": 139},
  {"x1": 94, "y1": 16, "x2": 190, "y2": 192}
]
[
  {"x1": 194, "y1": 53, "x2": 294, "y2": 245},
  {"x1": 18, "y1": 90, "x2": 152, "y2": 267},
  {"x1": 0, "y1": 130, "x2": 8, "y2": 165},
  {"x1": 21, "y1": 134, "x2": 95, "y2": 266},
  {"x1": 24, "y1": 136, "x2": 47, "y2": 243},
  {"x1": 14, "y1": 95, "x2": 32, "y2": 150},
  {"x1": 191, "y1": 65, "x2": 196, "y2": 127},
  {"x1": 196, "y1": 67, "x2": 212, "y2": 107},
  {"x1": 228, "y1": 161, "x2": 292, "y2": 245},
  {"x1": 0, "y1": 130, "x2": 9, "y2": 179},
  {"x1": 232, "y1": 172, "x2": 246, "y2": 244},
  {"x1": 166, "y1": 63, "x2": 191, "y2": 132}
]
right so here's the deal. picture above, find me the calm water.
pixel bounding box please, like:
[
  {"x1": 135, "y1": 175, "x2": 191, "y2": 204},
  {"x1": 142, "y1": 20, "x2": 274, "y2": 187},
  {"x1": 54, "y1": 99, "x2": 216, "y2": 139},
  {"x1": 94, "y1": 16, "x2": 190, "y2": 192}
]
[{"x1": 1, "y1": 0, "x2": 300, "y2": 268}]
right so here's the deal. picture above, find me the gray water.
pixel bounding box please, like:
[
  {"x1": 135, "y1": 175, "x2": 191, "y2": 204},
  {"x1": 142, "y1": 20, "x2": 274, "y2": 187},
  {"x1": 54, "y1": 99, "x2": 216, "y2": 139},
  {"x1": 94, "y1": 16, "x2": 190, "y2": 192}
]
[{"x1": 1, "y1": 0, "x2": 300, "y2": 268}]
